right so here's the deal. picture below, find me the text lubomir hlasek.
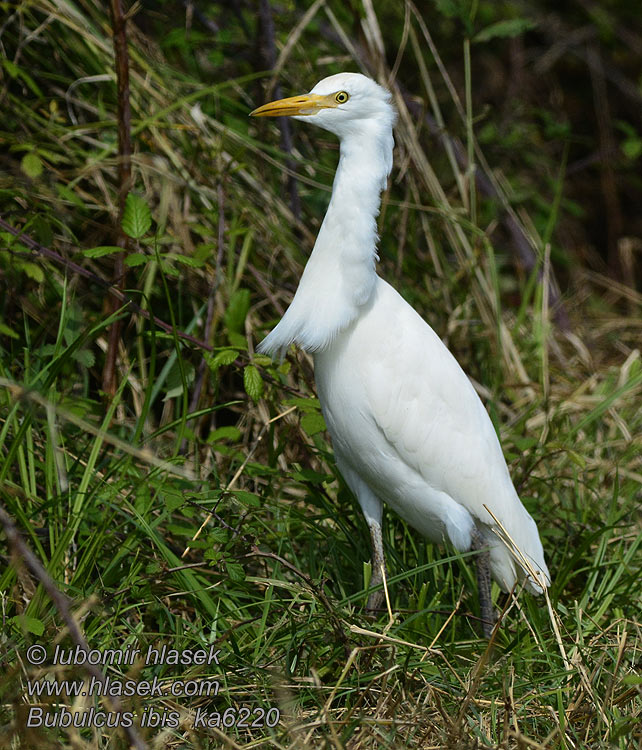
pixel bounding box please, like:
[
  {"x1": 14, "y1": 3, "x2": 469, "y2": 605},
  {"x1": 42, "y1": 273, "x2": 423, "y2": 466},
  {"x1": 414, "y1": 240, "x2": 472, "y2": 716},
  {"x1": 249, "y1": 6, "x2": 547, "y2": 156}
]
[{"x1": 48, "y1": 644, "x2": 222, "y2": 667}]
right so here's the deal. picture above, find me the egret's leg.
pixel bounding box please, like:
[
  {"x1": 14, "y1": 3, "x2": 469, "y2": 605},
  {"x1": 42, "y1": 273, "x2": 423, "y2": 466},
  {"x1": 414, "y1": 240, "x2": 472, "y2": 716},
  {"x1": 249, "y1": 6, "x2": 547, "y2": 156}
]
[
  {"x1": 365, "y1": 518, "x2": 386, "y2": 612},
  {"x1": 471, "y1": 529, "x2": 495, "y2": 638},
  {"x1": 335, "y1": 458, "x2": 385, "y2": 612}
]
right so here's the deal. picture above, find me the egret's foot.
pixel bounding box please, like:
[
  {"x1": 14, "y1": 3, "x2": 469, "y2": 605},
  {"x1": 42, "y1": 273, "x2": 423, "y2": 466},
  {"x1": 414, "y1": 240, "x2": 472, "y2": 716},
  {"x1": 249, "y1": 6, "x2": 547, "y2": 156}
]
[{"x1": 471, "y1": 529, "x2": 497, "y2": 639}]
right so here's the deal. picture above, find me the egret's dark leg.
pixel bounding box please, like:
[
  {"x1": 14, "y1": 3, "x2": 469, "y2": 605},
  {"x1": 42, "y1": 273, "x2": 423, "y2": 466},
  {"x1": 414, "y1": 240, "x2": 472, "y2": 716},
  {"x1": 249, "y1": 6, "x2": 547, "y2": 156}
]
[
  {"x1": 366, "y1": 519, "x2": 386, "y2": 612},
  {"x1": 471, "y1": 529, "x2": 495, "y2": 638},
  {"x1": 339, "y1": 462, "x2": 385, "y2": 614}
]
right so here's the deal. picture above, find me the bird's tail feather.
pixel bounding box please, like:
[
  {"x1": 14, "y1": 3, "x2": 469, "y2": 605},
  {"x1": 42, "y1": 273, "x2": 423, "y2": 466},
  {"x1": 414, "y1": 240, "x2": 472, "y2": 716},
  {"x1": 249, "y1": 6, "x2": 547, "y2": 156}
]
[{"x1": 482, "y1": 506, "x2": 550, "y2": 594}]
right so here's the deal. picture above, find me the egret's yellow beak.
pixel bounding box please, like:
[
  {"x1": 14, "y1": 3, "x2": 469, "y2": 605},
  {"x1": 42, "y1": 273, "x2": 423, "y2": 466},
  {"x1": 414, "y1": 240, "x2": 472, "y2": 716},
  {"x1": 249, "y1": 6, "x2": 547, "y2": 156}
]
[{"x1": 250, "y1": 93, "x2": 337, "y2": 117}]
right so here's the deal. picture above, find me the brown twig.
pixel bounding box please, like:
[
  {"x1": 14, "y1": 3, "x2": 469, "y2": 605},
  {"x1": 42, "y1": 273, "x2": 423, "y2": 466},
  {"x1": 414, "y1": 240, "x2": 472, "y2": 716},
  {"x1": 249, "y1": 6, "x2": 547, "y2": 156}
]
[
  {"x1": 0, "y1": 217, "x2": 212, "y2": 352},
  {"x1": 0, "y1": 500, "x2": 148, "y2": 750},
  {"x1": 103, "y1": 0, "x2": 133, "y2": 397}
]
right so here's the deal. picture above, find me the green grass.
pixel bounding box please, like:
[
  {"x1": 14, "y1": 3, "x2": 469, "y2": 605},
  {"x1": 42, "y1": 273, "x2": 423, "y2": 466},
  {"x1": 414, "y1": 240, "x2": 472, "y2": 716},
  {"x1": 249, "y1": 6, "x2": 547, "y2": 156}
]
[{"x1": 1, "y1": 1, "x2": 641, "y2": 748}]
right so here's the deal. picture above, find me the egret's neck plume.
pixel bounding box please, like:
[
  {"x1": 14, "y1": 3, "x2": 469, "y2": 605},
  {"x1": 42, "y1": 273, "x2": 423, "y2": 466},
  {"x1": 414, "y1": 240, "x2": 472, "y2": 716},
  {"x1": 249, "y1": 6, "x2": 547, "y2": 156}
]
[{"x1": 258, "y1": 108, "x2": 395, "y2": 359}]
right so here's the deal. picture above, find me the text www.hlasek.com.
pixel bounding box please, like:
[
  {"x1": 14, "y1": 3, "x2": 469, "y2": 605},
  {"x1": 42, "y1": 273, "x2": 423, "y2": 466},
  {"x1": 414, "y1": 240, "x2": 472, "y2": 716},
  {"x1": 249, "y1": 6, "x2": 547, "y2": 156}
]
[{"x1": 27, "y1": 674, "x2": 218, "y2": 699}]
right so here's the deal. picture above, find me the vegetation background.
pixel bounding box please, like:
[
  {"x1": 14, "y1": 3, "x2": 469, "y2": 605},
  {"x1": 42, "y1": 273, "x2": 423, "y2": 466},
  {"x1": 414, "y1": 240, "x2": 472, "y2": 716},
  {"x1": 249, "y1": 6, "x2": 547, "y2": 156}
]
[{"x1": 1, "y1": 0, "x2": 641, "y2": 748}]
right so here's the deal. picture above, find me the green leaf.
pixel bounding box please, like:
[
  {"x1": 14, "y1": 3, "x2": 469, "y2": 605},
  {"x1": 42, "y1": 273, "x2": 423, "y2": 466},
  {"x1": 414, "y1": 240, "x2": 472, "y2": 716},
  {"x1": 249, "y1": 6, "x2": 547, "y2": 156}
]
[
  {"x1": 164, "y1": 360, "x2": 194, "y2": 394},
  {"x1": 3, "y1": 59, "x2": 20, "y2": 78},
  {"x1": 2, "y1": 59, "x2": 42, "y2": 96},
  {"x1": 122, "y1": 193, "x2": 152, "y2": 239},
  {"x1": 158, "y1": 259, "x2": 179, "y2": 278},
  {"x1": 227, "y1": 331, "x2": 247, "y2": 349},
  {"x1": 292, "y1": 468, "x2": 332, "y2": 484},
  {"x1": 225, "y1": 561, "x2": 245, "y2": 582},
  {"x1": 21, "y1": 152, "x2": 43, "y2": 178},
  {"x1": 225, "y1": 288, "x2": 251, "y2": 334},
  {"x1": 622, "y1": 138, "x2": 642, "y2": 160},
  {"x1": 0, "y1": 322, "x2": 19, "y2": 339},
  {"x1": 301, "y1": 412, "x2": 326, "y2": 436},
  {"x1": 512, "y1": 437, "x2": 539, "y2": 451},
  {"x1": 208, "y1": 426, "x2": 242, "y2": 443},
  {"x1": 252, "y1": 354, "x2": 273, "y2": 367},
  {"x1": 285, "y1": 396, "x2": 321, "y2": 413},
  {"x1": 432, "y1": 0, "x2": 466, "y2": 20},
  {"x1": 243, "y1": 365, "x2": 263, "y2": 402},
  {"x1": 194, "y1": 243, "x2": 214, "y2": 263},
  {"x1": 233, "y1": 490, "x2": 261, "y2": 508},
  {"x1": 163, "y1": 384, "x2": 185, "y2": 401},
  {"x1": 474, "y1": 18, "x2": 536, "y2": 43},
  {"x1": 187, "y1": 539, "x2": 210, "y2": 550},
  {"x1": 73, "y1": 349, "x2": 95, "y2": 368},
  {"x1": 208, "y1": 527, "x2": 228, "y2": 544},
  {"x1": 163, "y1": 491, "x2": 184, "y2": 512},
  {"x1": 10, "y1": 615, "x2": 44, "y2": 636},
  {"x1": 566, "y1": 450, "x2": 587, "y2": 469},
  {"x1": 207, "y1": 349, "x2": 239, "y2": 370},
  {"x1": 32, "y1": 215, "x2": 53, "y2": 246},
  {"x1": 165, "y1": 253, "x2": 205, "y2": 268},
  {"x1": 20, "y1": 261, "x2": 44, "y2": 283},
  {"x1": 56, "y1": 183, "x2": 84, "y2": 207},
  {"x1": 83, "y1": 245, "x2": 123, "y2": 258},
  {"x1": 166, "y1": 524, "x2": 194, "y2": 537},
  {"x1": 124, "y1": 252, "x2": 148, "y2": 267}
]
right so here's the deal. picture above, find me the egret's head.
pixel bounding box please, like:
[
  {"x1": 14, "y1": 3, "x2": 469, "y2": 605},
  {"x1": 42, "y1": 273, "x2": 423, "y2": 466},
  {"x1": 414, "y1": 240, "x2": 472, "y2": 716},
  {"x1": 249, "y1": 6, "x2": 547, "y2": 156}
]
[{"x1": 250, "y1": 73, "x2": 396, "y2": 139}]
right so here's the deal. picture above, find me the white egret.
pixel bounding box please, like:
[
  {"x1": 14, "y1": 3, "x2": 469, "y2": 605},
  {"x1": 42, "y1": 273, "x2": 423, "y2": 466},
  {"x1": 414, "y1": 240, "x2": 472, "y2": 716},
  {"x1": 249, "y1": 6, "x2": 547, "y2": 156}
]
[{"x1": 251, "y1": 73, "x2": 550, "y2": 636}]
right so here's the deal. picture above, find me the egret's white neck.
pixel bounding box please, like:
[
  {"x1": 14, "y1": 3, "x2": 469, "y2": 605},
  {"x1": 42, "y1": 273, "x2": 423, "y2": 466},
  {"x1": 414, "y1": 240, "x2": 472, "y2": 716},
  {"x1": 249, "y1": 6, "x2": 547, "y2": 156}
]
[{"x1": 258, "y1": 124, "x2": 394, "y2": 358}]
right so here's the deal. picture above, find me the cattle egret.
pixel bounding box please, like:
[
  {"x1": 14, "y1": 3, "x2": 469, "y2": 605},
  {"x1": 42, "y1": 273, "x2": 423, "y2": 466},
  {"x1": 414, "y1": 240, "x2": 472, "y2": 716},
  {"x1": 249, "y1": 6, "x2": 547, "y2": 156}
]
[{"x1": 251, "y1": 73, "x2": 550, "y2": 636}]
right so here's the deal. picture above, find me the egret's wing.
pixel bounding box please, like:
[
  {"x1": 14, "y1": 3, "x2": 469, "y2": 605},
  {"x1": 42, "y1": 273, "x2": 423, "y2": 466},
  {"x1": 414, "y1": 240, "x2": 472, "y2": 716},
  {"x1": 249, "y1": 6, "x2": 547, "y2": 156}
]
[
  {"x1": 357, "y1": 280, "x2": 549, "y2": 589},
  {"x1": 361, "y1": 282, "x2": 508, "y2": 517}
]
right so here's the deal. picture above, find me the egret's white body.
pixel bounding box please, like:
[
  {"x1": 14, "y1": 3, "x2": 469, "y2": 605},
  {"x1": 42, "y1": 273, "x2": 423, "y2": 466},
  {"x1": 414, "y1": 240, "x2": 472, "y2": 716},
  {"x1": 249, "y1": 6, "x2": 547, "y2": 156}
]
[{"x1": 252, "y1": 73, "x2": 550, "y2": 628}]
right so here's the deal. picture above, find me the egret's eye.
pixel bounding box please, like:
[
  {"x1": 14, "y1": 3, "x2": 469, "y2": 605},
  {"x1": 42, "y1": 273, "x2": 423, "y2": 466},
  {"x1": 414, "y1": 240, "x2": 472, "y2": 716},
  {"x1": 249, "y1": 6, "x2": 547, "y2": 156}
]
[{"x1": 335, "y1": 91, "x2": 349, "y2": 104}]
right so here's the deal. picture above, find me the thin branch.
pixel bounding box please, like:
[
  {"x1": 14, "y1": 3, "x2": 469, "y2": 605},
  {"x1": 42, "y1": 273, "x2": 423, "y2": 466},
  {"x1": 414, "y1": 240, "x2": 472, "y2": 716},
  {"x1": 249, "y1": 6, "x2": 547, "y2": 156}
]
[
  {"x1": 0, "y1": 217, "x2": 212, "y2": 352},
  {"x1": 103, "y1": 0, "x2": 133, "y2": 397}
]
